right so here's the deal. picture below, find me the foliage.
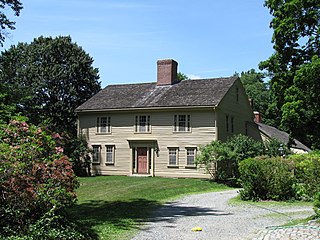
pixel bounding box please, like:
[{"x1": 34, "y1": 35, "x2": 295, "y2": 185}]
[
  {"x1": 64, "y1": 135, "x2": 92, "y2": 177},
  {"x1": 260, "y1": 0, "x2": 320, "y2": 148},
  {"x1": 314, "y1": 192, "x2": 320, "y2": 219},
  {"x1": 177, "y1": 72, "x2": 188, "y2": 81},
  {"x1": 264, "y1": 137, "x2": 291, "y2": 157},
  {"x1": 290, "y1": 152, "x2": 320, "y2": 200},
  {"x1": 72, "y1": 176, "x2": 232, "y2": 240},
  {"x1": 239, "y1": 152, "x2": 320, "y2": 202},
  {"x1": 0, "y1": 0, "x2": 23, "y2": 46},
  {"x1": 0, "y1": 118, "x2": 80, "y2": 238},
  {"x1": 196, "y1": 134, "x2": 264, "y2": 180},
  {"x1": 239, "y1": 69, "x2": 277, "y2": 126},
  {"x1": 0, "y1": 35, "x2": 101, "y2": 137},
  {"x1": 281, "y1": 56, "x2": 320, "y2": 149},
  {"x1": 239, "y1": 157, "x2": 295, "y2": 201}
]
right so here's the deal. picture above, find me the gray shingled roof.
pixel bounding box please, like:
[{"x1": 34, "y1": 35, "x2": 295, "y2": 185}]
[
  {"x1": 76, "y1": 77, "x2": 238, "y2": 111},
  {"x1": 257, "y1": 122, "x2": 311, "y2": 152}
]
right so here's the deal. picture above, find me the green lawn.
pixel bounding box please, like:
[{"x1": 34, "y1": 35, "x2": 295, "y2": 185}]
[{"x1": 69, "y1": 176, "x2": 232, "y2": 240}]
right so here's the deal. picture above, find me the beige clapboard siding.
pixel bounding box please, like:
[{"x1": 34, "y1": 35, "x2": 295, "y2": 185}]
[
  {"x1": 78, "y1": 109, "x2": 216, "y2": 178},
  {"x1": 216, "y1": 78, "x2": 259, "y2": 141}
]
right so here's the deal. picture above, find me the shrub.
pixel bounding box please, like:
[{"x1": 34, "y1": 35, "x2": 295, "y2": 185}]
[
  {"x1": 239, "y1": 157, "x2": 295, "y2": 201},
  {"x1": 196, "y1": 134, "x2": 264, "y2": 181},
  {"x1": 314, "y1": 192, "x2": 320, "y2": 219},
  {"x1": 290, "y1": 152, "x2": 320, "y2": 200},
  {"x1": 0, "y1": 118, "x2": 80, "y2": 238}
]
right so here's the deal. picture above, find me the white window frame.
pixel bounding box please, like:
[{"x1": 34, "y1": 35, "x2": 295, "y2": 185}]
[
  {"x1": 168, "y1": 148, "x2": 179, "y2": 166},
  {"x1": 135, "y1": 115, "x2": 151, "y2": 133},
  {"x1": 97, "y1": 117, "x2": 111, "y2": 133},
  {"x1": 105, "y1": 145, "x2": 115, "y2": 165},
  {"x1": 174, "y1": 114, "x2": 191, "y2": 132},
  {"x1": 186, "y1": 148, "x2": 196, "y2": 166},
  {"x1": 92, "y1": 145, "x2": 101, "y2": 164}
]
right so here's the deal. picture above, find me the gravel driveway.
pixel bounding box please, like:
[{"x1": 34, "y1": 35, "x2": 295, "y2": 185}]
[{"x1": 132, "y1": 189, "x2": 315, "y2": 240}]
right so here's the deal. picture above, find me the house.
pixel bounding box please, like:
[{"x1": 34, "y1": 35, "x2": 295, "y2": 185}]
[
  {"x1": 76, "y1": 59, "x2": 260, "y2": 178},
  {"x1": 252, "y1": 112, "x2": 311, "y2": 154}
]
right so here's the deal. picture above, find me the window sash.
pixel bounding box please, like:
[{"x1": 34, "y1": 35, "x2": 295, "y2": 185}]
[
  {"x1": 106, "y1": 145, "x2": 114, "y2": 164},
  {"x1": 174, "y1": 115, "x2": 191, "y2": 132},
  {"x1": 92, "y1": 145, "x2": 101, "y2": 163},
  {"x1": 186, "y1": 148, "x2": 195, "y2": 165},
  {"x1": 226, "y1": 115, "x2": 229, "y2": 132},
  {"x1": 135, "y1": 115, "x2": 151, "y2": 132},
  {"x1": 97, "y1": 117, "x2": 111, "y2": 133},
  {"x1": 168, "y1": 148, "x2": 178, "y2": 165}
]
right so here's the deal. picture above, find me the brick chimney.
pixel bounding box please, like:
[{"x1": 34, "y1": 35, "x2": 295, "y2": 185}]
[
  {"x1": 253, "y1": 111, "x2": 262, "y2": 123},
  {"x1": 157, "y1": 59, "x2": 178, "y2": 86}
]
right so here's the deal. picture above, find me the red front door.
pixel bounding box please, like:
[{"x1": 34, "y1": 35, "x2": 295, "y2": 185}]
[{"x1": 137, "y1": 147, "x2": 148, "y2": 174}]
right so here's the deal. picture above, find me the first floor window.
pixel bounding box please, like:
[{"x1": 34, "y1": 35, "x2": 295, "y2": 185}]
[
  {"x1": 174, "y1": 114, "x2": 191, "y2": 132},
  {"x1": 168, "y1": 148, "x2": 178, "y2": 166},
  {"x1": 92, "y1": 145, "x2": 101, "y2": 164},
  {"x1": 106, "y1": 145, "x2": 115, "y2": 164},
  {"x1": 186, "y1": 148, "x2": 196, "y2": 166},
  {"x1": 97, "y1": 117, "x2": 111, "y2": 133}
]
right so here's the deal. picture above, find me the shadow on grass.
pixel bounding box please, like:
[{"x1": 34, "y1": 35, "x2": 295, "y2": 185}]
[{"x1": 69, "y1": 198, "x2": 232, "y2": 239}]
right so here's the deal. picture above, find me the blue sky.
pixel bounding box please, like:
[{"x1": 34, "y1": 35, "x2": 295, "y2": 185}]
[{"x1": 3, "y1": 0, "x2": 274, "y2": 87}]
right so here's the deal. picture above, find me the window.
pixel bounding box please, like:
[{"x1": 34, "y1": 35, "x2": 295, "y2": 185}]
[
  {"x1": 97, "y1": 117, "x2": 111, "y2": 133},
  {"x1": 231, "y1": 116, "x2": 234, "y2": 133},
  {"x1": 186, "y1": 148, "x2": 196, "y2": 166},
  {"x1": 105, "y1": 145, "x2": 115, "y2": 165},
  {"x1": 168, "y1": 148, "x2": 178, "y2": 166},
  {"x1": 236, "y1": 87, "x2": 239, "y2": 103},
  {"x1": 226, "y1": 115, "x2": 229, "y2": 132},
  {"x1": 92, "y1": 145, "x2": 101, "y2": 164},
  {"x1": 174, "y1": 114, "x2": 191, "y2": 132},
  {"x1": 135, "y1": 115, "x2": 151, "y2": 133}
]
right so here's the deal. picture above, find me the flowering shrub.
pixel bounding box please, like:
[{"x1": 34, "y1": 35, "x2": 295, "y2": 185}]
[{"x1": 0, "y1": 118, "x2": 79, "y2": 238}]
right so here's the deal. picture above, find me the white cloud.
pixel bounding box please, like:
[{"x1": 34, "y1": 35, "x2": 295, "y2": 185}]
[{"x1": 187, "y1": 74, "x2": 202, "y2": 80}]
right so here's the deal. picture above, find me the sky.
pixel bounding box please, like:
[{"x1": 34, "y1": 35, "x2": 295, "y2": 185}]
[{"x1": 3, "y1": 0, "x2": 274, "y2": 88}]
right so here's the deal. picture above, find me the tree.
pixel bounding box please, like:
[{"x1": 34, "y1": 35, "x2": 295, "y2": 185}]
[
  {"x1": 239, "y1": 69, "x2": 277, "y2": 126},
  {"x1": 0, "y1": 0, "x2": 23, "y2": 46},
  {"x1": 260, "y1": 0, "x2": 320, "y2": 147},
  {"x1": 281, "y1": 56, "x2": 320, "y2": 148},
  {"x1": 0, "y1": 36, "x2": 101, "y2": 137},
  {"x1": 177, "y1": 72, "x2": 188, "y2": 81}
]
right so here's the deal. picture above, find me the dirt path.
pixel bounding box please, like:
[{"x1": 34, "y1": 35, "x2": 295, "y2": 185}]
[{"x1": 131, "y1": 189, "x2": 314, "y2": 240}]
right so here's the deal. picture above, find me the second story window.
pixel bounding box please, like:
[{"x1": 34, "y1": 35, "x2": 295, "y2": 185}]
[
  {"x1": 97, "y1": 117, "x2": 111, "y2": 133},
  {"x1": 174, "y1": 114, "x2": 191, "y2": 132},
  {"x1": 135, "y1": 115, "x2": 151, "y2": 133}
]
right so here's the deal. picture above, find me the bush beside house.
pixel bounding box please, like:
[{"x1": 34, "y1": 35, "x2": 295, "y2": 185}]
[{"x1": 0, "y1": 118, "x2": 88, "y2": 239}]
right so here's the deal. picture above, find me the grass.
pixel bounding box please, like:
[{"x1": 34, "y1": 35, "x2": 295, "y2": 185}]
[
  {"x1": 69, "y1": 176, "x2": 232, "y2": 240},
  {"x1": 229, "y1": 194, "x2": 313, "y2": 208}
]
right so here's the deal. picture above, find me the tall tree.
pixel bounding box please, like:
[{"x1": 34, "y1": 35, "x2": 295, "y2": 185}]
[
  {"x1": 0, "y1": 36, "x2": 101, "y2": 137},
  {"x1": 282, "y1": 56, "x2": 320, "y2": 148},
  {"x1": 239, "y1": 69, "x2": 277, "y2": 126},
  {"x1": 260, "y1": 0, "x2": 320, "y2": 147},
  {"x1": 0, "y1": 0, "x2": 23, "y2": 46}
]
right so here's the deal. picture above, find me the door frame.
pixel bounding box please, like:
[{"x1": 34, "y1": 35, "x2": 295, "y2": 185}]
[{"x1": 127, "y1": 139, "x2": 157, "y2": 176}]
